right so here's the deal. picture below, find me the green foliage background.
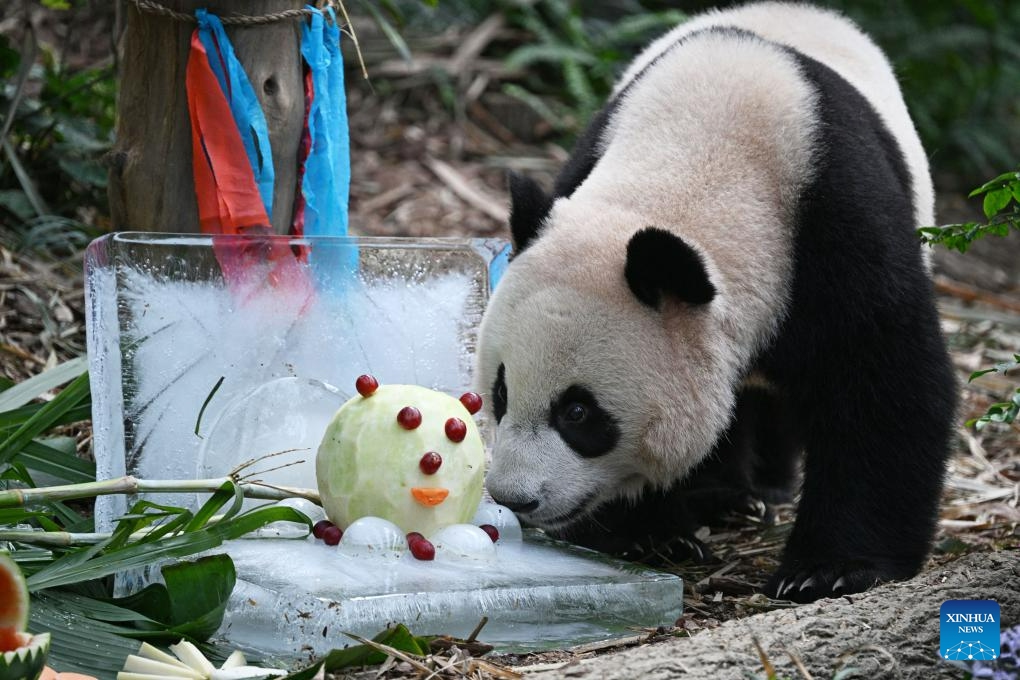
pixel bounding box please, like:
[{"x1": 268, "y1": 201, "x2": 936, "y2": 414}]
[{"x1": 1, "y1": 0, "x2": 1018, "y2": 243}]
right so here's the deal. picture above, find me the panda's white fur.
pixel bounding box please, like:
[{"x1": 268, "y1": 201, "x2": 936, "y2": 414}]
[
  {"x1": 475, "y1": 2, "x2": 956, "y2": 600},
  {"x1": 616, "y1": 2, "x2": 934, "y2": 232},
  {"x1": 477, "y1": 31, "x2": 819, "y2": 527}
]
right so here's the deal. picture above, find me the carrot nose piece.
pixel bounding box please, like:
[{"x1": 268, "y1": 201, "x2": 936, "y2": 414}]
[{"x1": 411, "y1": 487, "x2": 449, "y2": 506}]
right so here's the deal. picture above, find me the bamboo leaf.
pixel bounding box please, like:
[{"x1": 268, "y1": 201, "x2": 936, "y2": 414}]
[
  {"x1": 13, "y1": 438, "x2": 96, "y2": 484},
  {"x1": 356, "y1": 0, "x2": 411, "y2": 62},
  {"x1": 29, "y1": 592, "x2": 157, "y2": 680},
  {"x1": 0, "y1": 356, "x2": 87, "y2": 411},
  {"x1": 0, "y1": 370, "x2": 91, "y2": 467},
  {"x1": 0, "y1": 401, "x2": 92, "y2": 432},
  {"x1": 25, "y1": 502, "x2": 307, "y2": 591}
]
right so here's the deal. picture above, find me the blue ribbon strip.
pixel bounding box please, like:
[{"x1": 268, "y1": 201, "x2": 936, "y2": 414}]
[{"x1": 300, "y1": 5, "x2": 356, "y2": 286}]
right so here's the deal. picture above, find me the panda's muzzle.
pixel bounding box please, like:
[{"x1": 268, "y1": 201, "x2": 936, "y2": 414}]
[
  {"x1": 488, "y1": 495, "x2": 539, "y2": 514},
  {"x1": 533, "y1": 489, "x2": 600, "y2": 529}
]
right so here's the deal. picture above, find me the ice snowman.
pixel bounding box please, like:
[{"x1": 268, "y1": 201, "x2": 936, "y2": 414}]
[{"x1": 315, "y1": 375, "x2": 514, "y2": 560}]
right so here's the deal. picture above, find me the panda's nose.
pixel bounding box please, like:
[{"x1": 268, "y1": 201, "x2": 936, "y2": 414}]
[{"x1": 490, "y1": 495, "x2": 539, "y2": 514}]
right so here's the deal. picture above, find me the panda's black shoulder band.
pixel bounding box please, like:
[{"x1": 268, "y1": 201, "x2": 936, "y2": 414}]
[
  {"x1": 508, "y1": 172, "x2": 554, "y2": 255},
  {"x1": 625, "y1": 227, "x2": 716, "y2": 307}
]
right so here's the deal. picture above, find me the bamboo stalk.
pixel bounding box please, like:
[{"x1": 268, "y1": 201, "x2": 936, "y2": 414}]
[
  {"x1": 0, "y1": 475, "x2": 320, "y2": 508},
  {"x1": 0, "y1": 510, "x2": 310, "y2": 547}
]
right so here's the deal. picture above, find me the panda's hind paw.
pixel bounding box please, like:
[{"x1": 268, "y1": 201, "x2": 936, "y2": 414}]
[{"x1": 763, "y1": 562, "x2": 889, "y2": 603}]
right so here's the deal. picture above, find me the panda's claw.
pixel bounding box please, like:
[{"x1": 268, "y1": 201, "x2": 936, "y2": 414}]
[{"x1": 765, "y1": 560, "x2": 900, "y2": 603}]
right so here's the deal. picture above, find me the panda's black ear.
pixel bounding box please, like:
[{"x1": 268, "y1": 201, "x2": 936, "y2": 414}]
[
  {"x1": 508, "y1": 172, "x2": 553, "y2": 254},
  {"x1": 625, "y1": 227, "x2": 716, "y2": 307}
]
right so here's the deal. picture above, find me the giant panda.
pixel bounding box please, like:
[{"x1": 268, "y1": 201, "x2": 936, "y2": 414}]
[{"x1": 474, "y1": 1, "x2": 958, "y2": 603}]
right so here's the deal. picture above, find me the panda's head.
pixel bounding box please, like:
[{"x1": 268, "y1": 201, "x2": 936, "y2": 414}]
[{"x1": 475, "y1": 175, "x2": 739, "y2": 532}]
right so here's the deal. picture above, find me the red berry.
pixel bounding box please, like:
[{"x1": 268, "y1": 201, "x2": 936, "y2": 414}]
[
  {"x1": 419, "y1": 451, "x2": 442, "y2": 475},
  {"x1": 445, "y1": 417, "x2": 467, "y2": 442},
  {"x1": 355, "y1": 374, "x2": 379, "y2": 397},
  {"x1": 459, "y1": 392, "x2": 483, "y2": 415},
  {"x1": 479, "y1": 524, "x2": 499, "y2": 542},
  {"x1": 409, "y1": 537, "x2": 435, "y2": 560},
  {"x1": 313, "y1": 519, "x2": 334, "y2": 539},
  {"x1": 406, "y1": 532, "x2": 425, "y2": 544},
  {"x1": 397, "y1": 406, "x2": 422, "y2": 429},
  {"x1": 322, "y1": 525, "x2": 343, "y2": 546}
]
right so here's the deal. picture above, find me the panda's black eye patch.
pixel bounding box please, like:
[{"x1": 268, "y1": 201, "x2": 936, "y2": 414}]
[
  {"x1": 492, "y1": 363, "x2": 508, "y2": 424},
  {"x1": 551, "y1": 385, "x2": 619, "y2": 458}
]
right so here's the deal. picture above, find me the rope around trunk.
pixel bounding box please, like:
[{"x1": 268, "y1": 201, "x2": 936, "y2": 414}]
[{"x1": 127, "y1": 0, "x2": 341, "y2": 25}]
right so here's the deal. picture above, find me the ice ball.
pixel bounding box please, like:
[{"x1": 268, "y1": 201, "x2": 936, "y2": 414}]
[
  {"x1": 432, "y1": 524, "x2": 497, "y2": 561},
  {"x1": 471, "y1": 503, "x2": 523, "y2": 542},
  {"x1": 337, "y1": 516, "x2": 406, "y2": 558},
  {"x1": 316, "y1": 384, "x2": 485, "y2": 538}
]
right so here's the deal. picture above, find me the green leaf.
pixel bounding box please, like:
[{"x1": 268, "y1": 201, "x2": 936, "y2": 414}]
[
  {"x1": 968, "y1": 356, "x2": 1020, "y2": 382},
  {"x1": 161, "y1": 555, "x2": 236, "y2": 640},
  {"x1": 29, "y1": 592, "x2": 155, "y2": 680},
  {"x1": 0, "y1": 401, "x2": 92, "y2": 433},
  {"x1": 356, "y1": 0, "x2": 412, "y2": 62},
  {"x1": 968, "y1": 170, "x2": 1020, "y2": 197},
  {"x1": 26, "y1": 499, "x2": 307, "y2": 591},
  {"x1": 0, "y1": 357, "x2": 88, "y2": 411},
  {"x1": 982, "y1": 187, "x2": 1013, "y2": 219},
  {"x1": 0, "y1": 189, "x2": 35, "y2": 221},
  {"x1": 109, "y1": 554, "x2": 237, "y2": 642},
  {"x1": 322, "y1": 624, "x2": 430, "y2": 670},
  {"x1": 0, "y1": 370, "x2": 91, "y2": 468},
  {"x1": 13, "y1": 438, "x2": 96, "y2": 484},
  {"x1": 505, "y1": 44, "x2": 599, "y2": 69}
]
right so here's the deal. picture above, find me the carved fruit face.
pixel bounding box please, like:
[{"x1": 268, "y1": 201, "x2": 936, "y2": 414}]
[{"x1": 316, "y1": 383, "x2": 486, "y2": 538}]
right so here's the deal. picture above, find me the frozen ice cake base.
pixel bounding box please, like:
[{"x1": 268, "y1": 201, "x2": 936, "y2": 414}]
[{"x1": 216, "y1": 530, "x2": 683, "y2": 659}]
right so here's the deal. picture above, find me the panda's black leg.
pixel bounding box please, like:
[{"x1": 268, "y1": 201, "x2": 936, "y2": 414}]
[
  {"x1": 555, "y1": 485, "x2": 715, "y2": 565},
  {"x1": 763, "y1": 291, "x2": 956, "y2": 603}
]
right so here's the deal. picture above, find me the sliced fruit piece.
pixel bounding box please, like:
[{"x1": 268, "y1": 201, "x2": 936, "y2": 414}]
[
  {"x1": 0, "y1": 554, "x2": 29, "y2": 635},
  {"x1": 0, "y1": 631, "x2": 51, "y2": 680},
  {"x1": 410, "y1": 487, "x2": 449, "y2": 507}
]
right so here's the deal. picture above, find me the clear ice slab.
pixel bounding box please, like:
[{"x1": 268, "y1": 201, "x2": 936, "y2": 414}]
[{"x1": 84, "y1": 233, "x2": 683, "y2": 655}]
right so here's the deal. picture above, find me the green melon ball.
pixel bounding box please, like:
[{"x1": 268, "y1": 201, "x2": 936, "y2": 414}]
[{"x1": 316, "y1": 384, "x2": 485, "y2": 538}]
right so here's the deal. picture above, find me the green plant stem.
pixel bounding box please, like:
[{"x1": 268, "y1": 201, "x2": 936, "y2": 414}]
[
  {"x1": 1, "y1": 529, "x2": 115, "y2": 545},
  {"x1": 0, "y1": 510, "x2": 296, "y2": 547},
  {"x1": 0, "y1": 475, "x2": 320, "y2": 508}
]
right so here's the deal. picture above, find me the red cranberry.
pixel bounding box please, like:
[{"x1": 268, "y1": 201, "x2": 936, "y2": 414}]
[
  {"x1": 406, "y1": 532, "x2": 425, "y2": 544},
  {"x1": 322, "y1": 525, "x2": 343, "y2": 546},
  {"x1": 459, "y1": 392, "x2": 483, "y2": 415},
  {"x1": 409, "y1": 537, "x2": 435, "y2": 561},
  {"x1": 355, "y1": 374, "x2": 378, "y2": 397},
  {"x1": 313, "y1": 519, "x2": 334, "y2": 539},
  {"x1": 479, "y1": 524, "x2": 499, "y2": 542},
  {"x1": 419, "y1": 451, "x2": 442, "y2": 475},
  {"x1": 445, "y1": 417, "x2": 467, "y2": 442},
  {"x1": 397, "y1": 406, "x2": 422, "y2": 429}
]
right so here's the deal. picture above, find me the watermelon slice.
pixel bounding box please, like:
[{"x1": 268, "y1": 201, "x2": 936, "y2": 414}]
[{"x1": 0, "y1": 553, "x2": 50, "y2": 680}]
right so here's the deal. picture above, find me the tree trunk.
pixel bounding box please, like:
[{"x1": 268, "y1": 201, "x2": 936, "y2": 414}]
[
  {"x1": 523, "y1": 552, "x2": 1020, "y2": 679},
  {"x1": 108, "y1": 0, "x2": 305, "y2": 233}
]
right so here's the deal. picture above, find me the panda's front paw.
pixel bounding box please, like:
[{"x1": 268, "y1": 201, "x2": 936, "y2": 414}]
[
  {"x1": 621, "y1": 534, "x2": 714, "y2": 566},
  {"x1": 763, "y1": 562, "x2": 889, "y2": 603}
]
